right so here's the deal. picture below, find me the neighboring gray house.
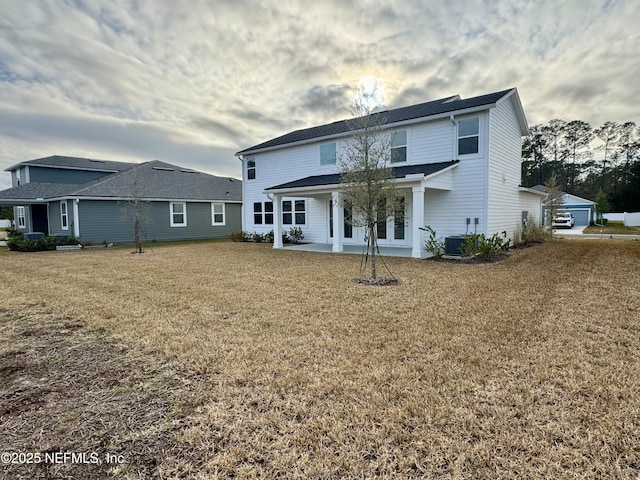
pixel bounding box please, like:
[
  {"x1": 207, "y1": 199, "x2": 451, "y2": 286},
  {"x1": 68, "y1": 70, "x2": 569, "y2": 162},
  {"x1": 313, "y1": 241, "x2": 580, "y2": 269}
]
[
  {"x1": 532, "y1": 185, "x2": 596, "y2": 226},
  {"x1": 0, "y1": 155, "x2": 242, "y2": 243}
]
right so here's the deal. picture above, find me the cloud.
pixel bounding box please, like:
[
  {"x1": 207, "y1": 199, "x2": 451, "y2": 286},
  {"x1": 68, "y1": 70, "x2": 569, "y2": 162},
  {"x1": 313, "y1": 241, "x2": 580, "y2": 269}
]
[{"x1": 0, "y1": 0, "x2": 638, "y2": 190}]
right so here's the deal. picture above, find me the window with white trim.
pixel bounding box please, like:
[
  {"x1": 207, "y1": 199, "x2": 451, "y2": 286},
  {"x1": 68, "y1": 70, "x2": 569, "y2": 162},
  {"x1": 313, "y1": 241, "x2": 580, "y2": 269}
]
[
  {"x1": 211, "y1": 203, "x2": 225, "y2": 225},
  {"x1": 458, "y1": 117, "x2": 480, "y2": 155},
  {"x1": 60, "y1": 200, "x2": 68, "y2": 230},
  {"x1": 17, "y1": 206, "x2": 25, "y2": 228},
  {"x1": 247, "y1": 157, "x2": 256, "y2": 180},
  {"x1": 320, "y1": 142, "x2": 337, "y2": 165},
  {"x1": 391, "y1": 130, "x2": 407, "y2": 163},
  {"x1": 282, "y1": 199, "x2": 306, "y2": 225},
  {"x1": 264, "y1": 201, "x2": 273, "y2": 225},
  {"x1": 170, "y1": 202, "x2": 187, "y2": 227},
  {"x1": 253, "y1": 202, "x2": 262, "y2": 224}
]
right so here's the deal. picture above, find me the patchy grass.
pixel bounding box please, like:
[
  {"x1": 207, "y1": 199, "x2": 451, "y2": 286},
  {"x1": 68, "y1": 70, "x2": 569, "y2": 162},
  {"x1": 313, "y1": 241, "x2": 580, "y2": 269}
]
[
  {"x1": 584, "y1": 221, "x2": 640, "y2": 235},
  {"x1": 1, "y1": 240, "x2": 640, "y2": 478}
]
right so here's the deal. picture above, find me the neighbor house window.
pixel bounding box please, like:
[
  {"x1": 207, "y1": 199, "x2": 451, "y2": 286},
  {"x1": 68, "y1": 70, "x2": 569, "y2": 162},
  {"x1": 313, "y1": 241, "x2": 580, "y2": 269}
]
[
  {"x1": 282, "y1": 199, "x2": 306, "y2": 225},
  {"x1": 170, "y1": 202, "x2": 187, "y2": 227},
  {"x1": 60, "y1": 200, "x2": 68, "y2": 230},
  {"x1": 247, "y1": 157, "x2": 256, "y2": 180},
  {"x1": 391, "y1": 130, "x2": 407, "y2": 163},
  {"x1": 458, "y1": 117, "x2": 480, "y2": 155},
  {"x1": 253, "y1": 202, "x2": 262, "y2": 224},
  {"x1": 17, "y1": 206, "x2": 25, "y2": 228},
  {"x1": 320, "y1": 142, "x2": 337, "y2": 165},
  {"x1": 212, "y1": 203, "x2": 225, "y2": 225}
]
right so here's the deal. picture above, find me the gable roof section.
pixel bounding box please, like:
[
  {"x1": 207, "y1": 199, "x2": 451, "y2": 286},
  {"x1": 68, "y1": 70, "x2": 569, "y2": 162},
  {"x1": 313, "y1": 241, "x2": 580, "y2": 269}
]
[
  {"x1": 265, "y1": 160, "x2": 459, "y2": 191},
  {"x1": 0, "y1": 160, "x2": 242, "y2": 202},
  {"x1": 237, "y1": 88, "x2": 523, "y2": 156},
  {"x1": 74, "y1": 161, "x2": 242, "y2": 201},
  {"x1": 5, "y1": 155, "x2": 137, "y2": 173}
]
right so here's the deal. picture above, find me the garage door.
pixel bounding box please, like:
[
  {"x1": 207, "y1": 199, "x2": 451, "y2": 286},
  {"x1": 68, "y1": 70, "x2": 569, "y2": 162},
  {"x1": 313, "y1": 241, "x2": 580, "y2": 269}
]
[{"x1": 568, "y1": 209, "x2": 590, "y2": 226}]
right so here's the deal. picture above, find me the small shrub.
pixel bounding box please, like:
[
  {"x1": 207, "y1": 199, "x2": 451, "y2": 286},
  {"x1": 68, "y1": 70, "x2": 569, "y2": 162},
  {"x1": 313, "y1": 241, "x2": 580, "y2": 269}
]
[
  {"x1": 419, "y1": 225, "x2": 444, "y2": 258},
  {"x1": 251, "y1": 232, "x2": 265, "y2": 243},
  {"x1": 6, "y1": 226, "x2": 21, "y2": 238},
  {"x1": 265, "y1": 230, "x2": 274, "y2": 243},
  {"x1": 515, "y1": 215, "x2": 551, "y2": 245},
  {"x1": 459, "y1": 231, "x2": 510, "y2": 260},
  {"x1": 228, "y1": 230, "x2": 248, "y2": 242},
  {"x1": 282, "y1": 230, "x2": 290, "y2": 244},
  {"x1": 288, "y1": 227, "x2": 304, "y2": 244}
]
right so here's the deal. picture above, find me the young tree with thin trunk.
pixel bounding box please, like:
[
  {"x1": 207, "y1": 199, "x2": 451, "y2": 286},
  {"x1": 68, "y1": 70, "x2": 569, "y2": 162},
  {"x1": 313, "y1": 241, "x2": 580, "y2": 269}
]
[
  {"x1": 544, "y1": 175, "x2": 564, "y2": 229},
  {"x1": 338, "y1": 91, "x2": 399, "y2": 281},
  {"x1": 122, "y1": 169, "x2": 150, "y2": 254}
]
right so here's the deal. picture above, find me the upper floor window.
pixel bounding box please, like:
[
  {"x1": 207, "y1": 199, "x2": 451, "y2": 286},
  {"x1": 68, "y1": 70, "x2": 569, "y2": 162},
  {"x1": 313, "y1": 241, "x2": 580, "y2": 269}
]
[
  {"x1": 17, "y1": 206, "x2": 25, "y2": 228},
  {"x1": 320, "y1": 142, "x2": 337, "y2": 165},
  {"x1": 458, "y1": 117, "x2": 480, "y2": 155},
  {"x1": 247, "y1": 157, "x2": 256, "y2": 180},
  {"x1": 283, "y1": 200, "x2": 306, "y2": 225},
  {"x1": 212, "y1": 203, "x2": 225, "y2": 225},
  {"x1": 170, "y1": 202, "x2": 186, "y2": 227},
  {"x1": 391, "y1": 130, "x2": 407, "y2": 163},
  {"x1": 60, "y1": 200, "x2": 68, "y2": 230}
]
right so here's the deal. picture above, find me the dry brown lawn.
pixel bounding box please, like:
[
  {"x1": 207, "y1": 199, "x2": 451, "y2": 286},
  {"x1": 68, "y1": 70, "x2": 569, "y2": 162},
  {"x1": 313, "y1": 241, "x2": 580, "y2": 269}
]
[{"x1": 1, "y1": 239, "x2": 640, "y2": 479}]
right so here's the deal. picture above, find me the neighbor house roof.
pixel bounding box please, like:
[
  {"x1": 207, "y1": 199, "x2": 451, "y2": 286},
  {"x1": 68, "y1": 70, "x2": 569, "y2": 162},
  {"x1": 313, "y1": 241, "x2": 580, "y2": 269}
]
[
  {"x1": 0, "y1": 159, "x2": 242, "y2": 203},
  {"x1": 265, "y1": 160, "x2": 459, "y2": 191},
  {"x1": 531, "y1": 185, "x2": 596, "y2": 205},
  {"x1": 237, "y1": 88, "x2": 526, "y2": 156},
  {"x1": 5, "y1": 155, "x2": 138, "y2": 173}
]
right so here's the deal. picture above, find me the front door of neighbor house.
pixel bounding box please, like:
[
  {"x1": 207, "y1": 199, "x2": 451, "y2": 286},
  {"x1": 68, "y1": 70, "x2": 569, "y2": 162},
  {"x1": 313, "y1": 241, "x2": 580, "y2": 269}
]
[{"x1": 31, "y1": 204, "x2": 49, "y2": 234}]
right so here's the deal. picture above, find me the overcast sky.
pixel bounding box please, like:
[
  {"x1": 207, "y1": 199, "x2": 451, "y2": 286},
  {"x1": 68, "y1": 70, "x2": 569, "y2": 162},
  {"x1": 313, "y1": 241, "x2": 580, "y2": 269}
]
[{"x1": 0, "y1": 0, "x2": 638, "y2": 189}]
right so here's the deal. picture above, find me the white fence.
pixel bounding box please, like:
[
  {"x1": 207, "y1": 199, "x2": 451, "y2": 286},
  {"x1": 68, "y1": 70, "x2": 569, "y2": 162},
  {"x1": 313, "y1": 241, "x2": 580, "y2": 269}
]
[
  {"x1": 625, "y1": 212, "x2": 640, "y2": 227},
  {"x1": 603, "y1": 213, "x2": 625, "y2": 222}
]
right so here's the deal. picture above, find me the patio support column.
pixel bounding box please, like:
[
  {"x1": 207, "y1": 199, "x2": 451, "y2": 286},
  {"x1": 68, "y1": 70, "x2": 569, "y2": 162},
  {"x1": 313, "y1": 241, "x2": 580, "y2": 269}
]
[
  {"x1": 273, "y1": 194, "x2": 283, "y2": 249},
  {"x1": 411, "y1": 186, "x2": 425, "y2": 258},
  {"x1": 332, "y1": 191, "x2": 343, "y2": 253},
  {"x1": 73, "y1": 198, "x2": 80, "y2": 238}
]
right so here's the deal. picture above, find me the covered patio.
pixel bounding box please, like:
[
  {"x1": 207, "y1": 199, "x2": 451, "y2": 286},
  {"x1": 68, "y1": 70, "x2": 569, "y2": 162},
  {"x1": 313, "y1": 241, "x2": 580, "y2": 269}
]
[{"x1": 283, "y1": 242, "x2": 416, "y2": 258}]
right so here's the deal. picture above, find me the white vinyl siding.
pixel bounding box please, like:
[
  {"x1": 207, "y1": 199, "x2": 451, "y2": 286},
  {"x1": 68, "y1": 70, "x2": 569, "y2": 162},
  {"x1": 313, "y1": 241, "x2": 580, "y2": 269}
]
[{"x1": 170, "y1": 202, "x2": 187, "y2": 227}]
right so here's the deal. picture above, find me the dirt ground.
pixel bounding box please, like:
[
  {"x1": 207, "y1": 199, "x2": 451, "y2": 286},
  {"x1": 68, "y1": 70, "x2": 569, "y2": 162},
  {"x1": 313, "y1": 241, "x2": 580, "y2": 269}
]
[{"x1": 0, "y1": 304, "x2": 208, "y2": 479}]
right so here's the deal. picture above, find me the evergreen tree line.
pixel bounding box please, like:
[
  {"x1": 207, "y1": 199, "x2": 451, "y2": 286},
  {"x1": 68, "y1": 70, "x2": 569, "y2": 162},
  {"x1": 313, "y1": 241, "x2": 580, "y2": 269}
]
[{"x1": 522, "y1": 120, "x2": 640, "y2": 212}]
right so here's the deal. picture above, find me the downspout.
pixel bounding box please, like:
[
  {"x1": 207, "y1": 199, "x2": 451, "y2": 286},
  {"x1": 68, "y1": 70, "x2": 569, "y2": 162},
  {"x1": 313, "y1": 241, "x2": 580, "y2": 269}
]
[
  {"x1": 238, "y1": 154, "x2": 246, "y2": 232},
  {"x1": 450, "y1": 115, "x2": 457, "y2": 161},
  {"x1": 73, "y1": 198, "x2": 80, "y2": 238}
]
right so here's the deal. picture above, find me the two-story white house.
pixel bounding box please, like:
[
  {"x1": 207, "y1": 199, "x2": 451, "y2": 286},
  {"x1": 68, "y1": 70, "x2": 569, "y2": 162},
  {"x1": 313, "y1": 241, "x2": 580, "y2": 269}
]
[{"x1": 236, "y1": 87, "x2": 544, "y2": 258}]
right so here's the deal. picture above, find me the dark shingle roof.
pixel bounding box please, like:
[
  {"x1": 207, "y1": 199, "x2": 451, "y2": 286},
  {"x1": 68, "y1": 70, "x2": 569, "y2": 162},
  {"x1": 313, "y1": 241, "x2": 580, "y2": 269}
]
[
  {"x1": 0, "y1": 183, "x2": 81, "y2": 201},
  {"x1": 237, "y1": 89, "x2": 515, "y2": 155},
  {"x1": 75, "y1": 161, "x2": 242, "y2": 201},
  {"x1": 5, "y1": 155, "x2": 137, "y2": 172},
  {"x1": 265, "y1": 160, "x2": 459, "y2": 191},
  {"x1": 0, "y1": 159, "x2": 242, "y2": 202}
]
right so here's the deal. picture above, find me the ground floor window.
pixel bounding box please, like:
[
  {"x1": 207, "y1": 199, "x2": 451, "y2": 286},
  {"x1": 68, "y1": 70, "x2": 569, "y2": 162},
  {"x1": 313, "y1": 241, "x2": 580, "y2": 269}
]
[
  {"x1": 17, "y1": 206, "x2": 25, "y2": 228},
  {"x1": 60, "y1": 200, "x2": 68, "y2": 230},
  {"x1": 283, "y1": 199, "x2": 306, "y2": 225},
  {"x1": 253, "y1": 201, "x2": 273, "y2": 225},
  {"x1": 212, "y1": 203, "x2": 225, "y2": 225},
  {"x1": 170, "y1": 202, "x2": 186, "y2": 226}
]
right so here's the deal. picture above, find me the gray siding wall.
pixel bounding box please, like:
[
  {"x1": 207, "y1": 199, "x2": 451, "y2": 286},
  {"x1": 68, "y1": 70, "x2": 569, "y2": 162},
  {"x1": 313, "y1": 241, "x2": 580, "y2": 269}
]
[
  {"x1": 77, "y1": 200, "x2": 242, "y2": 243},
  {"x1": 48, "y1": 200, "x2": 75, "y2": 236},
  {"x1": 29, "y1": 167, "x2": 112, "y2": 184}
]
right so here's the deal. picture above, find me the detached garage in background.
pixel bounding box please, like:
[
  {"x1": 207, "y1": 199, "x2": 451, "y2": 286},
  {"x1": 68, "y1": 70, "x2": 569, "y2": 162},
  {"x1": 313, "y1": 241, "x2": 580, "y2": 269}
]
[{"x1": 533, "y1": 185, "x2": 596, "y2": 226}]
